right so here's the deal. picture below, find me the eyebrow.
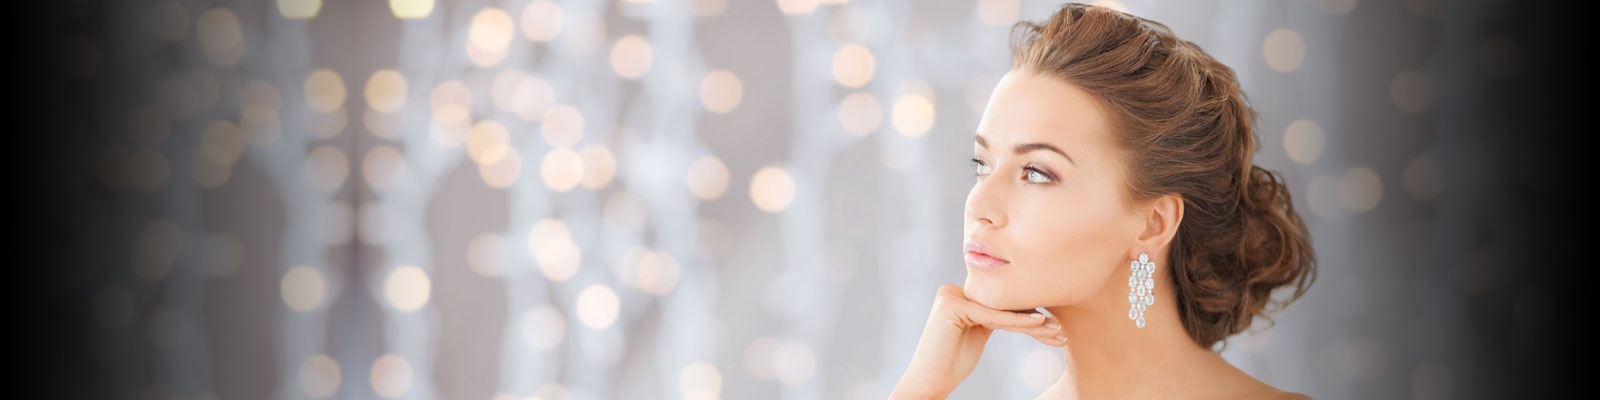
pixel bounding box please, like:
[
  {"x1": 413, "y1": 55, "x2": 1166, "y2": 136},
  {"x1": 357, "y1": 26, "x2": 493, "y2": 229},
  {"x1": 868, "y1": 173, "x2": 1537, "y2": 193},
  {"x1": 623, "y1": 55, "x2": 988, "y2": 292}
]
[{"x1": 975, "y1": 135, "x2": 1076, "y2": 165}]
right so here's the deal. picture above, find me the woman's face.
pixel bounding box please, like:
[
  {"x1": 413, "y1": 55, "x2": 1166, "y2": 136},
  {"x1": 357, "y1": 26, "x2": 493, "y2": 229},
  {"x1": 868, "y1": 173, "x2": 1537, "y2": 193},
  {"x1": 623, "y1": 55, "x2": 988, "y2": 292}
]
[{"x1": 962, "y1": 70, "x2": 1147, "y2": 311}]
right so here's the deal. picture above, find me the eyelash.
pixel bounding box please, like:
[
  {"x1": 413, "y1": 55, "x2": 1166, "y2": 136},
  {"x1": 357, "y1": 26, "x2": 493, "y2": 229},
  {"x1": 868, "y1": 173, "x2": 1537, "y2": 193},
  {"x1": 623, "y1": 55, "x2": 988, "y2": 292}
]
[{"x1": 970, "y1": 158, "x2": 1055, "y2": 184}]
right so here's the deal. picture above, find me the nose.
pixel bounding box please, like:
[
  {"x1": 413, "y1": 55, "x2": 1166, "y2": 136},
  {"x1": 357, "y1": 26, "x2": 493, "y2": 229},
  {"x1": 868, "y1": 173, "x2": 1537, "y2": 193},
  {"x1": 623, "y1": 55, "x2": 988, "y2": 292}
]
[{"x1": 965, "y1": 174, "x2": 1007, "y2": 229}]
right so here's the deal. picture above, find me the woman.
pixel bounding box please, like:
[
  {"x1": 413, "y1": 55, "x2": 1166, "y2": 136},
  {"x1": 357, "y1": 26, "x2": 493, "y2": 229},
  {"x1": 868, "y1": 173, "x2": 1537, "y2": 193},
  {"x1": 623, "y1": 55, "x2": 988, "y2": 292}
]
[{"x1": 892, "y1": 3, "x2": 1316, "y2": 399}]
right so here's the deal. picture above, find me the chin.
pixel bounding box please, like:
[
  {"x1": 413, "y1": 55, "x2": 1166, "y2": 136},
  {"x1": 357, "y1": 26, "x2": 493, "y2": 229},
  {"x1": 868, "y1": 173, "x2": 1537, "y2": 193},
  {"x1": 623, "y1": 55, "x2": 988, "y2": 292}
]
[{"x1": 963, "y1": 274, "x2": 1029, "y2": 311}]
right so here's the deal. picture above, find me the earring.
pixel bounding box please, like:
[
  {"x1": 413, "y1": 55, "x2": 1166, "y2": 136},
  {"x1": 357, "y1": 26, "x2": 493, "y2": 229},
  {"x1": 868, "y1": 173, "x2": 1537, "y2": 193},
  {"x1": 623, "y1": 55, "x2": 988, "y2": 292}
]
[{"x1": 1127, "y1": 252, "x2": 1156, "y2": 328}]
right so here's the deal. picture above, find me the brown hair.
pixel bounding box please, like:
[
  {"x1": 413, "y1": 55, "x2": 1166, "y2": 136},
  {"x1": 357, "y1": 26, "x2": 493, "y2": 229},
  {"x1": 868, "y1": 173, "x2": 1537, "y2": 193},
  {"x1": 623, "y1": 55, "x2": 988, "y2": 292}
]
[{"x1": 1010, "y1": 3, "x2": 1316, "y2": 348}]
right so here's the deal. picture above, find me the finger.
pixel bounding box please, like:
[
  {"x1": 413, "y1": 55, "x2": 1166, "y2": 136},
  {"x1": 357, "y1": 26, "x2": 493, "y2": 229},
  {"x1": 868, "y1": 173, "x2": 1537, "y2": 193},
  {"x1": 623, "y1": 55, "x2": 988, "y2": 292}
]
[
  {"x1": 1032, "y1": 333, "x2": 1068, "y2": 347},
  {"x1": 988, "y1": 315, "x2": 1065, "y2": 344},
  {"x1": 1013, "y1": 323, "x2": 1068, "y2": 347},
  {"x1": 964, "y1": 304, "x2": 1050, "y2": 330},
  {"x1": 995, "y1": 321, "x2": 1062, "y2": 339}
]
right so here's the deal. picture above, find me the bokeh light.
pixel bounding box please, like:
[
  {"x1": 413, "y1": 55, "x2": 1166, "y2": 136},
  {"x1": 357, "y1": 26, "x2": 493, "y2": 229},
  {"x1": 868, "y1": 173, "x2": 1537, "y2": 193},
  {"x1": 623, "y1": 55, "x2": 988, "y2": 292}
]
[
  {"x1": 369, "y1": 354, "x2": 414, "y2": 398},
  {"x1": 749, "y1": 167, "x2": 796, "y2": 213},
  {"x1": 1283, "y1": 119, "x2": 1325, "y2": 164},
  {"x1": 190, "y1": 148, "x2": 233, "y2": 188},
  {"x1": 1306, "y1": 173, "x2": 1340, "y2": 219},
  {"x1": 631, "y1": 250, "x2": 679, "y2": 295},
  {"x1": 832, "y1": 44, "x2": 875, "y2": 88},
  {"x1": 1338, "y1": 166, "x2": 1384, "y2": 213},
  {"x1": 469, "y1": 8, "x2": 515, "y2": 67},
  {"x1": 777, "y1": 0, "x2": 820, "y2": 15},
  {"x1": 430, "y1": 79, "x2": 473, "y2": 110},
  {"x1": 306, "y1": 145, "x2": 350, "y2": 190},
  {"x1": 389, "y1": 0, "x2": 434, "y2": 19},
  {"x1": 686, "y1": 156, "x2": 730, "y2": 200},
  {"x1": 511, "y1": 76, "x2": 556, "y2": 121},
  {"x1": 361, "y1": 145, "x2": 406, "y2": 191},
  {"x1": 579, "y1": 145, "x2": 616, "y2": 189},
  {"x1": 51, "y1": 2, "x2": 1544, "y2": 398},
  {"x1": 693, "y1": 0, "x2": 728, "y2": 17},
  {"x1": 365, "y1": 69, "x2": 408, "y2": 113},
  {"x1": 467, "y1": 120, "x2": 511, "y2": 164},
  {"x1": 486, "y1": 70, "x2": 519, "y2": 110},
  {"x1": 298, "y1": 354, "x2": 341, "y2": 398},
  {"x1": 529, "y1": 219, "x2": 581, "y2": 281},
  {"x1": 131, "y1": 219, "x2": 181, "y2": 281},
  {"x1": 384, "y1": 265, "x2": 432, "y2": 312},
  {"x1": 838, "y1": 91, "x2": 882, "y2": 136},
  {"x1": 277, "y1": 0, "x2": 323, "y2": 19},
  {"x1": 743, "y1": 337, "x2": 779, "y2": 381},
  {"x1": 892, "y1": 93, "x2": 935, "y2": 137},
  {"x1": 679, "y1": 362, "x2": 723, "y2": 400},
  {"x1": 610, "y1": 35, "x2": 653, "y2": 79},
  {"x1": 520, "y1": 1, "x2": 563, "y2": 42},
  {"x1": 240, "y1": 101, "x2": 283, "y2": 147},
  {"x1": 541, "y1": 147, "x2": 585, "y2": 192},
  {"x1": 575, "y1": 285, "x2": 620, "y2": 329},
  {"x1": 700, "y1": 69, "x2": 744, "y2": 114},
  {"x1": 196, "y1": 8, "x2": 244, "y2": 66},
  {"x1": 541, "y1": 105, "x2": 586, "y2": 148},
  {"x1": 1263, "y1": 28, "x2": 1307, "y2": 73},
  {"x1": 477, "y1": 144, "x2": 522, "y2": 189},
  {"x1": 430, "y1": 105, "x2": 472, "y2": 147},
  {"x1": 976, "y1": 0, "x2": 1020, "y2": 27},
  {"x1": 200, "y1": 120, "x2": 245, "y2": 165},
  {"x1": 281, "y1": 266, "x2": 328, "y2": 312}
]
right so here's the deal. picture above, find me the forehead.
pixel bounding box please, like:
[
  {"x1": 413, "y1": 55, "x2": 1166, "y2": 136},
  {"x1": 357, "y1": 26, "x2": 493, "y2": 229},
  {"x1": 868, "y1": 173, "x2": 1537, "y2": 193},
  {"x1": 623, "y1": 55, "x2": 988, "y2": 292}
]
[{"x1": 976, "y1": 70, "x2": 1114, "y2": 150}]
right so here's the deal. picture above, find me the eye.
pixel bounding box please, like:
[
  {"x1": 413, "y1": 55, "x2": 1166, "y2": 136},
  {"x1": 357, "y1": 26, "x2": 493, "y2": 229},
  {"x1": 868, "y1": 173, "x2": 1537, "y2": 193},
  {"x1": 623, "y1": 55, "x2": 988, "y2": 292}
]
[
  {"x1": 971, "y1": 158, "x2": 994, "y2": 177},
  {"x1": 1024, "y1": 166, "x2": 1053, "y2": 184}
]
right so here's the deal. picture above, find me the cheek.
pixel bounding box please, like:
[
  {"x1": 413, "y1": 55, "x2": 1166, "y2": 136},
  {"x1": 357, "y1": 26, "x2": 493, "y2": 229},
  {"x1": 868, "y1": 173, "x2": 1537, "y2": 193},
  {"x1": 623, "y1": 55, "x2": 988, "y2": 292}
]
[{"x1": 1008, "y1": 196, "x2": 1130, "y2": 304}]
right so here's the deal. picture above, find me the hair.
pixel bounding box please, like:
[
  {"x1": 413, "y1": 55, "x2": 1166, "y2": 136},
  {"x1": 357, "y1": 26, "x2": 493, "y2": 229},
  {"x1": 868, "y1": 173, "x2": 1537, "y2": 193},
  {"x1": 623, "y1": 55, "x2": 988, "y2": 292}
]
[{"x1": 1010, "y1": 3, "x2": 1316, "y2": 349}]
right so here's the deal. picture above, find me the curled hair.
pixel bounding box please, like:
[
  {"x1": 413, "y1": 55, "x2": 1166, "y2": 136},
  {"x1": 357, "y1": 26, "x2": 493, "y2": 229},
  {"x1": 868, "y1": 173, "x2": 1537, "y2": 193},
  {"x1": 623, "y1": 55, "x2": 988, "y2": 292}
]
[{"x1": 1011, "y1": 3, "x2": 1316, "y2": 348}]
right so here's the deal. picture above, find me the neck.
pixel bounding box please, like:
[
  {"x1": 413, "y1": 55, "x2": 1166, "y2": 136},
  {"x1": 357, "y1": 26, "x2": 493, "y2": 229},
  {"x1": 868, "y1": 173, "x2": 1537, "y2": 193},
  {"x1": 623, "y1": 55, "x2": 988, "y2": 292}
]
[{"x1": 1041, "y1": 283, "x2": 1212, "y2": 398}]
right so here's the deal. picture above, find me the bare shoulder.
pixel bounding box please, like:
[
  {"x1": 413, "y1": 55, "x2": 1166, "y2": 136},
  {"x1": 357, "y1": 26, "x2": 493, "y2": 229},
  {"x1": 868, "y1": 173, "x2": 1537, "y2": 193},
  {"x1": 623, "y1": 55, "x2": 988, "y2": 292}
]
[
  {"x1": 1209, "y1": 362, "x2": 1310, "y2": 400},
  {"x1": 1243, "y1": 390, "x2": 1311, "y2": 400},
  {"x1": 1232, "y1": 378, "x2": 1311, "y2": 399}
]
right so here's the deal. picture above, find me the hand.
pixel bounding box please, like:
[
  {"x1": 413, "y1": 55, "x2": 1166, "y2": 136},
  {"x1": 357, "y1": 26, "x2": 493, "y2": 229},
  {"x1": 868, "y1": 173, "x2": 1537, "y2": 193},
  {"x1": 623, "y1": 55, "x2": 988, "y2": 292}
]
[{"x1": 891, "y1": 285, "x2": 1067, "y2": 399}]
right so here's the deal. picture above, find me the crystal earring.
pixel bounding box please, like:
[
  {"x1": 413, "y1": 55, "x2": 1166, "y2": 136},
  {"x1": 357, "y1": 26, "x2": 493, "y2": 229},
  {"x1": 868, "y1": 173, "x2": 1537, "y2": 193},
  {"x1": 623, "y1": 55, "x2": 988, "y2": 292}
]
[{"x1": 1127, "y1": 252, "x2": 1156, "y2": 328}]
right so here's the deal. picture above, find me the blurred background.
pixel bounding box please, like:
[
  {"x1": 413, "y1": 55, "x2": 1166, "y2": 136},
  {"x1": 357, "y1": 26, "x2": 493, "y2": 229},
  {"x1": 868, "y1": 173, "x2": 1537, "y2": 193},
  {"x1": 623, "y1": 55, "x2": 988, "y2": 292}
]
[{"x1": 20, "y1": 0, "x2": 1585, "y2": 399}]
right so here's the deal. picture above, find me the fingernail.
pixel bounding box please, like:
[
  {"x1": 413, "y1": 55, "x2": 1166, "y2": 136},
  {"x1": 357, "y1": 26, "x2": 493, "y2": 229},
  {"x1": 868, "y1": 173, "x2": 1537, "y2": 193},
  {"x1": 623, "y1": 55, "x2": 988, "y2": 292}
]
[
  {"x1": 1046, "y1": 322, "x2": 1060, "y2": 330},
  {"x1": 1030, "y1": 313, "x2": 1045, "y2": 319},
  {"x1": 1056, "y1": 335, "x2": 1068, "y2": 341}
]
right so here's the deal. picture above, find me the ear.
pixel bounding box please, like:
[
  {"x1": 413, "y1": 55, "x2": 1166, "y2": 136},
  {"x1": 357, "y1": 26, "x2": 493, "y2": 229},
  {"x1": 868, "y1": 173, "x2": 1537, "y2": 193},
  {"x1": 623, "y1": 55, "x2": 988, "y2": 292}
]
[{"x1": 1136, "y1": 193, "x2": 1183, "y2": 256}]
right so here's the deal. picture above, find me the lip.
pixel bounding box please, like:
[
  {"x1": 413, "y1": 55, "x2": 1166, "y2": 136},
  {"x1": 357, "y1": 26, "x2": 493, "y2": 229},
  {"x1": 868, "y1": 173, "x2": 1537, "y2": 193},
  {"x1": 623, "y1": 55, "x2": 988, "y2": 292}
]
[{"x1": 964, "y1": 240, "x2": 1010, "y2": 271}]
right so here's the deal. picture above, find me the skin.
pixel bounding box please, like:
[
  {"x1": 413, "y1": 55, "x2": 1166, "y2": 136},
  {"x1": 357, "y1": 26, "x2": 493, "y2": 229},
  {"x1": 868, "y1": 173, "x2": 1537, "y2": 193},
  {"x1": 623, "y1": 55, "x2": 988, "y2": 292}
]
[{"x1": 890, "y1": 70, "x2": 1306, "y2": 399}]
